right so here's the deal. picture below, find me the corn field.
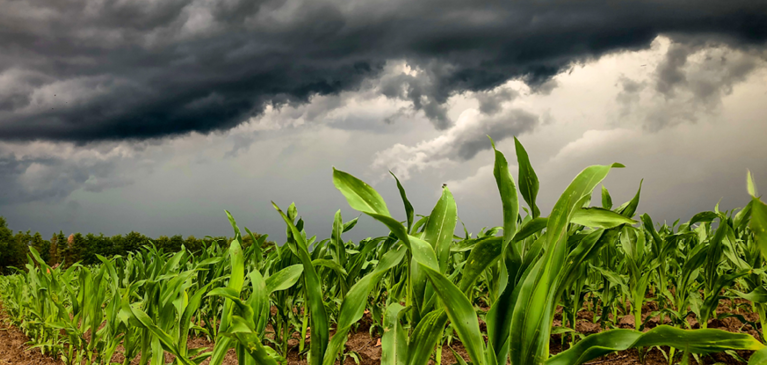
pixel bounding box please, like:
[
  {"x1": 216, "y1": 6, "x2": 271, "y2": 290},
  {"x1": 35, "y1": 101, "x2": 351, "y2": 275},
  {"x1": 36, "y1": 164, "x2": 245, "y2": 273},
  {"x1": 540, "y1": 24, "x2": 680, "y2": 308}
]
[{"x1": 2, "y1": 138, "x2": 767, "y2": 365}]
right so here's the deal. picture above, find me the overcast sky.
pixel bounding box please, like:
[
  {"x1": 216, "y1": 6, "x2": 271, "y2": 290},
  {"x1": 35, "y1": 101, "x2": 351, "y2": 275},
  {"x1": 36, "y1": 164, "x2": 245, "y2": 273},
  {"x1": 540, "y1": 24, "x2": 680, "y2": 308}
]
[{"x1": 1, "y1": 0, "x2": 766, "y2": 242}]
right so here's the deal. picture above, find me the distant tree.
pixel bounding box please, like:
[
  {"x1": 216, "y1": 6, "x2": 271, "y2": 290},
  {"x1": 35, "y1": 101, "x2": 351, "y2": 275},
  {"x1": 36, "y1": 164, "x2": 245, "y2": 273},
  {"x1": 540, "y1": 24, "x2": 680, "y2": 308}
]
[
  {"x1": 65, "y1": 233, "x2": 85, "y2": 264},
  {"x1": 31, "y1": 232, "x2": 50, "y2": 263},
  {"x1": 110, "y1": 234, "x2": 124, "y2": 257},
  {"x1": 83, "y1": 233, "x2": 110, "y2": 264},
  {"x1": 153, "y1": 235, "x2": 169, "y2": 252},
  {"x1": 169, "y1": 235, "x2": 185, "y2": 252},
  {"x1": 0, "y1": 218, "x2": 17, "y2": 273},
  {"x1": 123, "y1": 231, "x2": 146, "y2": 254},
  {"x1": 56, "y1": 231, "x2": 68, "y2": 266},
  {"x1": 49, "y1": 233, "x2": 59, "y2": 265}
]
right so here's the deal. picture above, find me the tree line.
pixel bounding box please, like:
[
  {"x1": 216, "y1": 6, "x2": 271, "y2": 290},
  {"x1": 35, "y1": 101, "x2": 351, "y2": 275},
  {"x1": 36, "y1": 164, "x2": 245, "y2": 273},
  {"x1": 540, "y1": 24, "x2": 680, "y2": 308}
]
[{"x1": 0, "y1": 216, "x2": 272, "y2": 274}]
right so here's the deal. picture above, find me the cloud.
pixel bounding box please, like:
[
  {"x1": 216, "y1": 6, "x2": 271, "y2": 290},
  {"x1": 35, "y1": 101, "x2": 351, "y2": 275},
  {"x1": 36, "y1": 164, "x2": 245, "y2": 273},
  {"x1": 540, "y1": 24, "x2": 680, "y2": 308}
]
[
  {"x1": 0, "y1": 0, "x2": 765, "y2": 141},
  {"x1": 611, "y1": 40, "x2": 766, "y2": 131},
  {"x1": 475, "y1": 87, "x2": 519, "y2": 115},
  {"x1": 373, "y1": 107, "x2": 538, "y2": 179},
  {"x1": 0, "y1": 141, "x2": 137, "y2": 205}
]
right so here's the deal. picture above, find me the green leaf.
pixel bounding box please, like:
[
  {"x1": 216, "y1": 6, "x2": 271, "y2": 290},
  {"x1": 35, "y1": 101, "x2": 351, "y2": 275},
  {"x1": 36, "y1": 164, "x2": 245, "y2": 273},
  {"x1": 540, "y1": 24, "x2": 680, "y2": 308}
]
[
  {"x1": 224, "y1": 316, "x2": 279, "y2": 365},
  {"x1": 210, "y1": 238, "x2": 246, "y2": 365},
  {"x1": 748, "y1": 170, "x2": 759, "y2": 197},
  {"x1": 409, "y1": 235, "x2": 485, "y2": 365},
  {"x1": 274, "y1": 202, "x2": 330, "y2": 365},
  {"x1": 491, "y1": 136, "x2": 520, "y2": 247},
  {"x1": 391, "y1": 171, "x2": 415, "y2": 233},
  {"x1": 749, "y1": 195, "x2": 767, "y2": 261},
  {"x1": 323, "y1": 246, "x2": 407, "y2": 365},
  {"x1": 458, "y1": 237, "x2": 503, "y2": 294},
  {"x1": 601, "y1": 186, "x2": 612, "y2": 209},
  {"x1": 407, "y1": 310, "x2": 449, "y2": 365},
  {"x1": 312, "y1": 259, "x2": 348, "y2": 277},
  {"x1": 617, "y1": 180, "x2": 642, "y2": 218},
  {"x1": 514, "y1": 137, "x2": 540, "y2": 218},
  {"x1": 423, "y1": 186, "x2": 458, "y2": 272},
  {"x1": 509, "y1": 163, "x2": 622, "y2": 365},
  {"x1": 332, "y1": 210, "x2": 346, "y2": 265},
  {"x1": 571, "y1": 207, "x2": 637, "y2": 229},
  {"x1": 512, "y1": 217, "x2": 548, "y2": 242},
  {"x1": 546, "y1": 326, "x2": 764, "y2": 365},
  {"x1": 749, "y1": 347, "x2": 767, "y2": 365},
  {"x1": 333, "y1": 168, "x2": 391, "y2": 216},
  {"x1": 690, "y1": 211, "x2": 718, "y2": 226},
  {"x1": 264, "y1": 265, "x2": 303, "y2": 294},
  {"x1": 732, "y1": 287, "x2": 767, "y2": 304},
  {"x1": 381, "y1": 304, "x2": 409, "y2": 365}
]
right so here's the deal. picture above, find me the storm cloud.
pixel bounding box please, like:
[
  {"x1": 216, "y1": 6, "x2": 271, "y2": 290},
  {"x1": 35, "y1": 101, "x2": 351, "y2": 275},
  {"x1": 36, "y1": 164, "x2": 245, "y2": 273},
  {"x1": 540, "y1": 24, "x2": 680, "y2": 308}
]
[
  {"x1": 373, "y1": 107, "x2": 539, "y2": 180},
  {"x1": 0, "y1": 0, "x2": 766, "y2": 142}
]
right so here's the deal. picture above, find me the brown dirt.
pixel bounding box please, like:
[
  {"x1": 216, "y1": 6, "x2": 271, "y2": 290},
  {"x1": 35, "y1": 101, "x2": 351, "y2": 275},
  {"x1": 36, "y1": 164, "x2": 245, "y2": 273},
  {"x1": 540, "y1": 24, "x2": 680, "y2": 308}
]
[{"x1": 0, "y1": 300, "x2": 761, "y2": 365}]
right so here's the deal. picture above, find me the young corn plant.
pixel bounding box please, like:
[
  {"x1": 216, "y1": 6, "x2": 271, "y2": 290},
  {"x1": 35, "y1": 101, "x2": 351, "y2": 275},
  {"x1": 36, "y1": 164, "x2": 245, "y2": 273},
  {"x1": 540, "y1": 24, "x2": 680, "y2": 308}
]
[{"x1": 333, "y1": 137, "x2": 766, "y2": 365}]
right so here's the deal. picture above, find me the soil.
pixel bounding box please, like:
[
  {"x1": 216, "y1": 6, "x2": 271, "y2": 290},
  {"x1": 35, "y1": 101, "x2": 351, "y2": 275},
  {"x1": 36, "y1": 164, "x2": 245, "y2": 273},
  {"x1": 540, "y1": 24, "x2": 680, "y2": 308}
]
[{"x1": 0, "y1": 300, "x2": 760, "y2": 365}]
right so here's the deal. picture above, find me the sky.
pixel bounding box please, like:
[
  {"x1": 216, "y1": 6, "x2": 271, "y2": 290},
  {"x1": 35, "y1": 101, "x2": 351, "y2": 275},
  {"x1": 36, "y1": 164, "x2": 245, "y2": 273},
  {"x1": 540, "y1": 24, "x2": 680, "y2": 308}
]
[{"x1": 0, "y1": 0, "x2": 766, "y2": 242}]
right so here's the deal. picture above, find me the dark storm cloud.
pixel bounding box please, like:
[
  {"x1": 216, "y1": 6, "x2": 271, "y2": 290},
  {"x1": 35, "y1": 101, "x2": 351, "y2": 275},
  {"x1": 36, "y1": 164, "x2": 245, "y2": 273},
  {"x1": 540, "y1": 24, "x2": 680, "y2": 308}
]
[{"x1": 0, "y1": 0, "x2": 766, "y2": 141}]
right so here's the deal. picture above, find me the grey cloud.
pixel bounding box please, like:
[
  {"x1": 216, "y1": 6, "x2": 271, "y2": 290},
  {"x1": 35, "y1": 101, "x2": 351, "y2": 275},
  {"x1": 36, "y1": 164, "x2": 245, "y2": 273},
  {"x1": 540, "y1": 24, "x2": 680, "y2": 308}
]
[
  {"x1": 454, "y1": 109, "x2": 538, "y2": 160},
  {"x1": 373, "y1": 108, "x2": 539, "y2": 179},
  {"x1": 0, "y1": 146, "x2": 133, "y2": 205},
  {"x1": 529, "y1": 79, "x2": 559, "y2": 96},
  {"x1": 0, "y1": 0, "x2": 765, "y2": 141},
  {"x1": 616, "y1": 76, "x2": 646, "y2": 116},
  {"x1": 379, "y1": 68, "x2": 451, "y2": 129},
  {"x1": 476, "y1": 88, "x2": 519, "y2": 115},
  {"x1": 655, "y1": 43, "x2": 693, "y2": 97},
  {"x1": 612, "y1": 40, "x2": 766, "y2": 131}
]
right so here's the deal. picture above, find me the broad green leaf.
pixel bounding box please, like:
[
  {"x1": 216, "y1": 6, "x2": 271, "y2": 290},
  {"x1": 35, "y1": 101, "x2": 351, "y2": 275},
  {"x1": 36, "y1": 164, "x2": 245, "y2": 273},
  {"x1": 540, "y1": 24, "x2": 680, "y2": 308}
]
[
  {"x1": 546, "y1": 326, "x2": 764, "y2": 365},
  {"x1": 312, "y1": 259, "x2": 348, "y2": 277},
  {"x1": 510, "y1": 163, "x2": 622, "y2": 365},
  {"x1": 409, "y1": 235, "x2": 485, "y2": 365},
  {"x1": 491, "y1": 136, "x2": 520, "y2": 247},
  {"x1": 571, "y1": 207, "x2": 637, "y2": 229},
  {"x1": 690, "y1": 211, "x2": 718, "y2": 226},
  {"x1": 381, "y1": 303, "x2": 409, "y2": 365},
  {"x1": 264, "y1": 264, "x2": 303, "y2": 294},
  {"x1": 333, "y1": 168, "x2": 391, "y2": 216},
  {"x1": 514, "y1": 137, "x2": 540, "y2": 218},
  {"x1": 512, "y1": 217, "x2": 548, "y2": 242},
  {"x1": 458, "y1": 237, "x2": 503, "y2": 294},
  {"x1": 407, "y1": 310, "x2": 449, "y2": 365},
  {"x1": 750, "y1": 347, "x2": 767, "y2": 365},
  {"x1": 224, "y1": 316, "x2": 279, "y2": 365},
  {"x1": 732, "y1": 287, "x2": 767, "y2": 304},
  {"x1": 423, "y1": 186, "x2": 458, "y2": 272},
  {"x1": 333, "y1": 171, "x2": 411, "y2": 247}
]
